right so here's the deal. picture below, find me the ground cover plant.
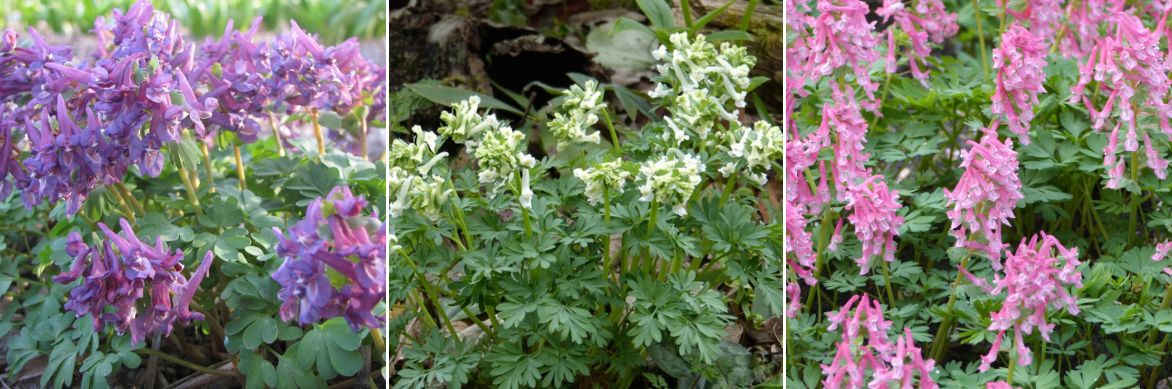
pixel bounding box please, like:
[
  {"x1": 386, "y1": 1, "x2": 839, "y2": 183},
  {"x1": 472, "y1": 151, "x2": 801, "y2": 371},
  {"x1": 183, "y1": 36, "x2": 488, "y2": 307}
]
[
  {"x1": 388, "y1": 0, "x2": 783, "y2": 387},
  {"x1": 786, "y1": 0, "x2": 1172, "y2": 387},
  {"x1": 0, "y1": 1, "x2": 387, "y2": 387}
]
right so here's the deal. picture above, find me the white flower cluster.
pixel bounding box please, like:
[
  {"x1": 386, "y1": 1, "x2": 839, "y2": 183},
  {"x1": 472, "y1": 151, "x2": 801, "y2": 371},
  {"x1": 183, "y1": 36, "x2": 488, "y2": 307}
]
[
  {"x1": 649, "y1": 33, "x2": 757, "y2": 142},
  {"x1": 573, "y1": 158, "x2": 631, "y2": 205},
  {"x1": 638, "y1": 149, "x2": 704, "y2": 216},
  {"x1": 469, "y1": 118, "x2": 537, "y2": 210},
  {"x1": 549, "y1": 80, "x2": 607, "y2": 150},
  {"x1": 389, "y1": 125, "x2": 454, "y2": 220},
  {"x1": 438, "y1": 96, "x2": 499, "y2": 148},
  {"x1": 719, "y1": 120, "x2": 783, "y2": 186}
]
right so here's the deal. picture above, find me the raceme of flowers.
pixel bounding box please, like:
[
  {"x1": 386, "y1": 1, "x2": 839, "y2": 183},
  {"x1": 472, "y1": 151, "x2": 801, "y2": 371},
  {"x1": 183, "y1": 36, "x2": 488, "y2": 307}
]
[
  {"x1": 637, "y1": 149, "x2": 704, "y2": 217},
  {"x1": 718, "y1": 120, "x2": 783, "y2": 186},
  {"x1": 437, "y1": 95, "x2": 537, "y2": 209},
  {"x1": 54, "y1": 219, "x2": 214, "y2": 346},
  {"x1": 799, "y1": 0, "x2": 881, "y2": 110},
  {"x1": 389, "y1": 125, "x2": 453, "y2": 220},
  {"x1": 573, "y1": 158, "x2": 631, "y2": 206},
  {"x1": 842, "y1": 174, "x2": 904, "y2": 275},
  {"x1": 991, "y1": 24, "x2": 1048, "y2": 144},
  {"x1": 961, "y1": 231, "x2": 1082, "y2": 371},
  {"x1": 649, "y1": 33, "x2": 756, "y2": 142},
  {"x1": 549, "y1": 79, "x2": 606, "y2": 150},
  {"x1": 1070, "y1": 11, "x2": 1172, "y2": 188},
  {"x1": 945, "y1": 125, "x2": 1024, "y2": 268},
  {"x1": 272, "y1": 185, "x2": 386, "y2": 331},
  {"x1": 822, "y1": 294, "x2": 938, "y2": 389},
  {"x1": 876, "y1": 0, "x2": 958, "y2": 86},
  {"x1": 0, "y1": 0, "x2": 384, "y2": 216}
]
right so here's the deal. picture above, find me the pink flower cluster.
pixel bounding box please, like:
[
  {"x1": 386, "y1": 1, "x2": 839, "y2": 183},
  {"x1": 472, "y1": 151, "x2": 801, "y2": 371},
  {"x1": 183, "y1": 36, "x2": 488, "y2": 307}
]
[
  {"x1": 1058, "y1": 0, "x2": 1124, "y2": 58},
  {"x1": 803, "y1": 0, "x2": 881, "y2": 110},
  {"x1": 1071, "y1": 11, "x2": 1172, "y2": 187},
  {"x1": 824, "y1": 83, "x2": 872, "y2": 193},
  {"x1": 783, "y1": 123, "x2": 830, "y2": 317},
  {"x1": 1003, "y1": 0, "x2": 1064, "y2": 39},
  {"x1": 1154, "y1": 241, "x2": 1172, "y2": 276},
  {"x1": 844, "y1": 175, "x2": 904, "y2": 275},
  {"x1": 945, "y1": 126, "x2": 1024, "y2": 268},
  {"x1": 962, "y1": 232, "x2": 1082, "y2": 371},
  {"x1": 822, "y1": 294, "x2": 938, "y2": 389},
  {"x1": 877, "y1": 0, "x2": 959, "y2": 86},
  {"x1": 991, "y1": 25, "x2": 1048, "y2": 144}
]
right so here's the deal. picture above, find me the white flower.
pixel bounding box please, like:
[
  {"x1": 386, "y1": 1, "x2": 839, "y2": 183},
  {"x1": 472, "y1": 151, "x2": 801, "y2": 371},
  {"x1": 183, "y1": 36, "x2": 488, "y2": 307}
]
[
  {"x1": 389, "y1": 125, "x2": 449, "y2": 174},
  {"x1": 638, "y1": 149, "x2": 704, "y2": 216},
  {"x1": 388, "y1": 166, "x2": 452, "y2": 220},
  {"x1": 549, "y1": 80, "x2": 607, "y2": 150},
  {"x1": 573, "y1": 158, "x2": 631, "y2": 205}
]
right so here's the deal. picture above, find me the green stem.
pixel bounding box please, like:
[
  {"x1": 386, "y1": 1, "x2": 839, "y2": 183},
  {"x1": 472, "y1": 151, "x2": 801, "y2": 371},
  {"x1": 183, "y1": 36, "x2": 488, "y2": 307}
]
[
  {"x1": 680, "y1": 0, "x2": 693, "y2": 28},
  {"x1": 135, "y1": 348, "x2": 236, "y2": 377},
  {"x1": 931, "y1": 253, "x2": 972, "y2": 360},
  {"x1": 234, "y1": 144, "x2": 247, "y2": 192},
  {"x1": 115, "y1": 183, "x2": 145, "y2": 214},
  {"x1": 644, "y1": 199, "x2": 659, "y2": 275},
  {"x1": 719, "y1": 172, "x2": 738, "y2": 206},
  {"x1": 177, "y1": 166, "x2": 202, "y2": 215},
  {"x1": 310, "y1": 108, "x2": 325, "y2": 156},
  {"x1": 199, "y1": 142, "x2": 216, "y2": 193},
  {"x1": 403, "y1": 255, "x2": 460, "y2": 339},
  {"x1": 603, "y1": 109, "x2": 620, "y2": 152},
  {"x1": 880, "y1": 258, "x2": 895, "y2": 306},
  {"x1": 973, "y1": 0, "x2": 990, "y2": 79},
  {"x1": 1007, "y1": 334, "x2": 1018, "y2": 385},
  {"x1": 741, "y1": 0, "x2": 759, "y2": 31}
]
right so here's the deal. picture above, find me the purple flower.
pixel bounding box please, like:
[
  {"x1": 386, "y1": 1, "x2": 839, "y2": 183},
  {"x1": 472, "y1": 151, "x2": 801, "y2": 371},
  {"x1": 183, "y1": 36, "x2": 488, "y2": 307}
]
[
  {"x1": 55, "y1": 219, "x2": 214, "y2": 346},
  {"x1": 272, "y1": 185, "x2": 385, "y2": 331}
]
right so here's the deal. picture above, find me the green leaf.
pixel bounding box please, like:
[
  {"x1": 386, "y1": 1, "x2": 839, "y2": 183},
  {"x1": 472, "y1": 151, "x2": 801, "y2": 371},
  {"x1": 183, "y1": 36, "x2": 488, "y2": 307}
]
[
  {"x1": 706, "y1": 29, "x2": 754, "y2": 42},
  {"x1": 404, "y1": 83, "x2": 523, "y2": 115},
  {"x1": 636, "y1": 0, "x2": 675, "y2": 30}
]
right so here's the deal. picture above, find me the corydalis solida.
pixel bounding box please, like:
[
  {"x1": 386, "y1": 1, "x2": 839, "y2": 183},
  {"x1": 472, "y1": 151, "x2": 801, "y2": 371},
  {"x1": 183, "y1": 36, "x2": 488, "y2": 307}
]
[{"x1": 54, "y1": 219, "x2": 214, "y2": 346}]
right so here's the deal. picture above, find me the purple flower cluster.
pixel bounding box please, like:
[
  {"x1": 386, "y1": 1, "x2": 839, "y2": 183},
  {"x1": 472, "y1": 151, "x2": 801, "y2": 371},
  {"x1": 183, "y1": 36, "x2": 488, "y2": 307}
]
[
  {"x1": 961, "y1": 231, "x2": 1082, "y2": 372},
  {"x1": 272, "y1": 185, "x2": 385, "y2": 331},
  {"x1": 0, "y1": 1, "x2": 384, "y2": 214},
  {"x1": 54, "y1": 219, "x2": 214, "y2": 346},
  {"x1": 945, "y1": 126, "x2": 1024, "y2": 268},
  {"x1": 823, "y1": 294, "x2": 938, "y2": 389}
]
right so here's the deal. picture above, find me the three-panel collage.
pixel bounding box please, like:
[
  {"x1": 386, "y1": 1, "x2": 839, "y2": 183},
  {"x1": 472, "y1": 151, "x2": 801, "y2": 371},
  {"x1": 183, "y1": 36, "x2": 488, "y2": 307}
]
[{"x1": 0, "y1": 0, "x2": 783, "y2": 388}]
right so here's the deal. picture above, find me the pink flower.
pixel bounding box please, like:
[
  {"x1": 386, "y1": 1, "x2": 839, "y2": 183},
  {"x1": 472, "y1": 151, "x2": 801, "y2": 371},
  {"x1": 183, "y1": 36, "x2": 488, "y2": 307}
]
[
  {"x1": 844, "y1": 175, "x2": 904, "y2": 275},
  {"x1": 877, "y1": 0, "x2": 959, "y2": 86},
  {"x1": 805, "y1": 0, "x2": 882, "y2": 110},
  {"x1": 991, "y1": 24, "x2": 1048, "y2": 144},
  {"x1": 1071, "y1": 11, "x2": 1172, "y2": 187},
  {"x1": 822, "y1": 295, "x2": 938, "y2": 389},
  {"x1": 987, "y1": 381, "x2": 1015, "y2": 389},
  {"x1": 1154, "y1": 241, "x2": 1172, "y2": 276},
  {"x1": 967, "y1": 232, "x2": 1082, "y2": 372},
  {"x1": 945, "y1": 126, "x2": 1023, "y2": 268}
]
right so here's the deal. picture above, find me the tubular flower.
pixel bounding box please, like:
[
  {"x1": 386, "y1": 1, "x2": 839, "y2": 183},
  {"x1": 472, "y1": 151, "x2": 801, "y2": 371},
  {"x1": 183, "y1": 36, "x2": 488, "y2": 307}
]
[
  {"x1": 573, "y1": 158, "x2": 631, "y2": 206},
  {"x1": 822, "y1": 295, "x2": 938, "y2": 389},
  {"x1": 805, "y1": 0, "x2": 881, "y2": 110},
  {"x1": 649, "y1": 33, "x2": 757, "y2": 142},
  {"x1": 945, "y1": 127, "x2": 1024, "y2": 268},
  {"x1": 1070, "y1": 11, "x2": 1172, "y2": 188},
  {"x1": 54, "y1": 220, "x2": 214, "y2": 346},
  {"x1": 991, "y1": 24, "x2": 1048, "y2": 144},
  {"x1": 843, "y1": 175, "x2": 904, "y2": 275},
  {"x1": 719, "y1": 120, "x2": 783, "y2": 186},
  {"x1": 638, "y1": 149, "x2": 704, "y2": 216},
  {"x1": 437, "y1": 96, "x2": 499, "y2": 148},
  {"x1": 272, "y1": 185, "x2": 386, "y2": 331},
  {"x1": 962, "y1": 232, "x2": 1082, "y2": 372},
  {"x1": 549, "y1": 80, "x2": 605, "y2": 150},
  {"x1": 876, "y1": 0, "x2": 959, "y2": 86}
]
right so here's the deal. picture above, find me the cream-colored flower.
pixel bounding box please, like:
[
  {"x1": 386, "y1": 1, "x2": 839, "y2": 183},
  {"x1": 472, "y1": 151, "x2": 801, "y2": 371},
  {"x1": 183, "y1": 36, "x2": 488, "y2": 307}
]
[
  {"x1": 638, "y1": 149, "x2": 704, "y2": 216},
  {"x1": 573, "y1": 158, "x2": 631, "y2": 205}
]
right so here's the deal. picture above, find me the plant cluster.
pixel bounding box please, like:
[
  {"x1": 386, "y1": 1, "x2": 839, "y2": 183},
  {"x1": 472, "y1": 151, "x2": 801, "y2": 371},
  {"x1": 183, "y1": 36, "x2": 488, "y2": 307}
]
[
  {"x1": 787, "y1": 0, "x2": 1172, "y2": 387},
  {"x1": 0, "y1": 1, "x2": 387, "y2": 388},
  {"x1": 389, "y1": 1, "x2": 782, "y2": 387}
]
